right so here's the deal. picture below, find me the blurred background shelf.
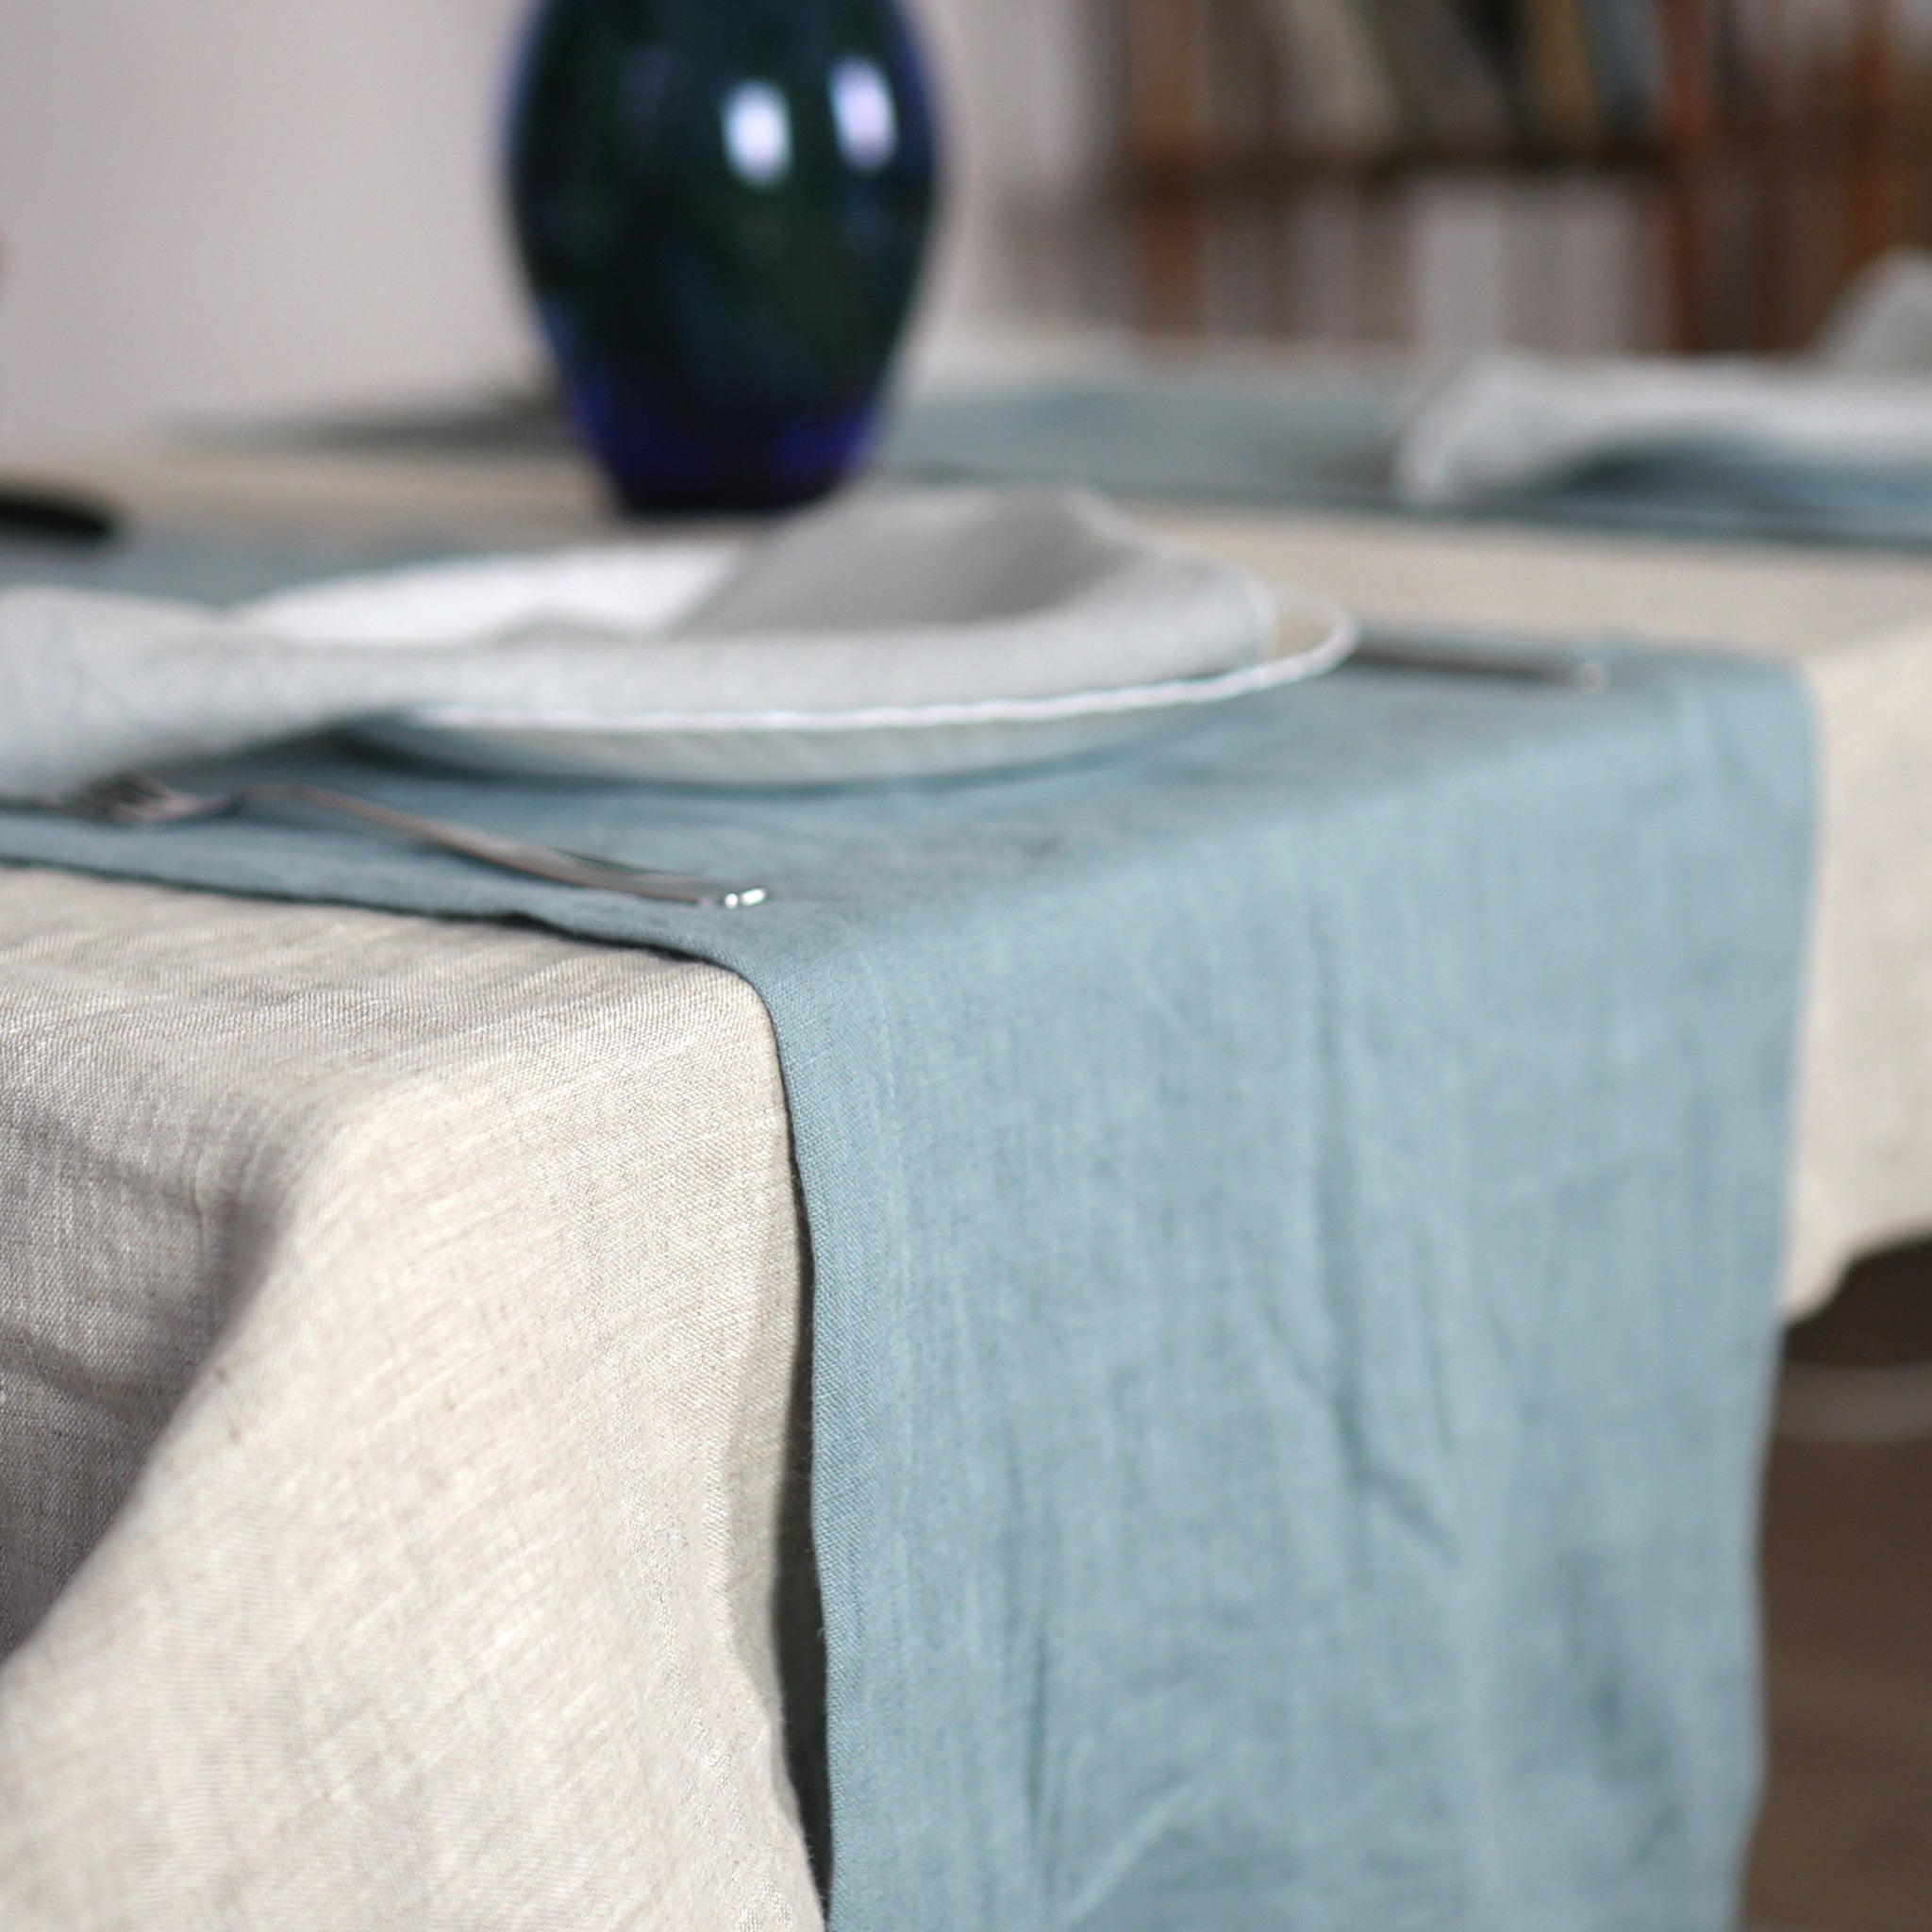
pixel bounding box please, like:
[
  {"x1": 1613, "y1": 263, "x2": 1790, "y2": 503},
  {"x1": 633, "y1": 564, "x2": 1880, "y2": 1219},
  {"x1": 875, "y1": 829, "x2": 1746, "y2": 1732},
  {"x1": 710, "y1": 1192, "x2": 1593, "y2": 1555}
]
[{"x1": 1108, "y1": 0, "x2": 1932, "y2": 351}]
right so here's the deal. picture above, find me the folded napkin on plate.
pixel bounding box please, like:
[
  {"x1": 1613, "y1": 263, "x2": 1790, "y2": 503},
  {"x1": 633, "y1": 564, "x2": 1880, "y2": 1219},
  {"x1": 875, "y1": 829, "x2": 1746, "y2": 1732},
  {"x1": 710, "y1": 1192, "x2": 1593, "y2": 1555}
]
[
  {"x1": 1395, "y1": 352, "x2": 1932, "y2": 508},
  {"x1": 0, "y1": 488, "x2": 1274, "y2": 797},
  {"x1": 1395, "y1": 252, "x2": 1932, "y2": 511}
]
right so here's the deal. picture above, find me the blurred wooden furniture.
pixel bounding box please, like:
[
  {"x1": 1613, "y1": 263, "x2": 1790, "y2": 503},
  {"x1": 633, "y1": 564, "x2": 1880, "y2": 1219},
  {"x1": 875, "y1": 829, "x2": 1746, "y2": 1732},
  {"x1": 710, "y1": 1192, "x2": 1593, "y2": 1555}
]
[
  {"x1": 1752, "y1": 1241, "x2": 1932, "y2": 1932},
  {"x1": 1112, "y1": 0, "x2": 1932, "y2": 349}
]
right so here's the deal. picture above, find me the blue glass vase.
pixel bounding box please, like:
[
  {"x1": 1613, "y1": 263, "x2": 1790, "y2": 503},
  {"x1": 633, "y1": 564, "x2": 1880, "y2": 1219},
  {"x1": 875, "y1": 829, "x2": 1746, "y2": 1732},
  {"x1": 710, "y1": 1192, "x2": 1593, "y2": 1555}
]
[{"x1": 508, "y1": 0, "x2": 941, "y2": 515}]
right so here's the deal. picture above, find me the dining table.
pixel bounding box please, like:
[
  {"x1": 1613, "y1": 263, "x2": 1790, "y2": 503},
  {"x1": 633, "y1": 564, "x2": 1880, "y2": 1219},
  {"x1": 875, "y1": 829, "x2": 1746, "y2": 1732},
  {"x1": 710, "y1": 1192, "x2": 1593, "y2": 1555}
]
[{"x1": 5, "y1": 394, "x2": 1932, "y2": 1930}]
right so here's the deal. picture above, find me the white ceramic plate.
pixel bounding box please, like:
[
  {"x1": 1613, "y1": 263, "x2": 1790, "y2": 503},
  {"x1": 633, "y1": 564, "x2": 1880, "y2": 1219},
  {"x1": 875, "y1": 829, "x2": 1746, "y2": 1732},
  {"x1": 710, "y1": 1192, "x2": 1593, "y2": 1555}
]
[{"x1": 246, "y1": 543, "x2": 1357, "y2": 788}]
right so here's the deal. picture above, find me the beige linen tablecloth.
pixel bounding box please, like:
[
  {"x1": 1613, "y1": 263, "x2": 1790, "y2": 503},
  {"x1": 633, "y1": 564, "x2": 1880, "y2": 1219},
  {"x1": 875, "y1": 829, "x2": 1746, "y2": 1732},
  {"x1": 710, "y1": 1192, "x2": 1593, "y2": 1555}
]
[
  {"x1": 8, "y1": 448, "x2": 1932, "y2": 1925},
  {"x1": 0, "y1": 874, "x2": 821, "y2": 1930}
]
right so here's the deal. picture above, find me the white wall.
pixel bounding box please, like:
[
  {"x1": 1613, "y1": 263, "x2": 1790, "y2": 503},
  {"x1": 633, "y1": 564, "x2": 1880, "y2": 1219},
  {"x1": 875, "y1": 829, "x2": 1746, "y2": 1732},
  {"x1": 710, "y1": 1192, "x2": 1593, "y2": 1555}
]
[
  {"x1": 0, "y1": 2, "x2": 1668, "y2": 461},
  {"x1": 1407, "y1": 178, "x2": 1659, "y2": 358},
  {"x1": 912, "y1": 0, "x2": 1111, "y2": 340},
  {"x1": 0, "y1": 0, "x2": 541, "y2": 458},
  {"x1": 0, "y1": 0, "x2": 1096, "y2": 462}
]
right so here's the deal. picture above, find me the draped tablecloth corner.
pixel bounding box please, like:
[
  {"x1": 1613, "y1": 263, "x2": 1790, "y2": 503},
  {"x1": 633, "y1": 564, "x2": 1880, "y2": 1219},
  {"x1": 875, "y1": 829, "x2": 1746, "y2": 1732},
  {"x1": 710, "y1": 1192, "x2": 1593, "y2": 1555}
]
[{"x1": 0, "y1": 631, "x2": 1815, "y2": 1932}]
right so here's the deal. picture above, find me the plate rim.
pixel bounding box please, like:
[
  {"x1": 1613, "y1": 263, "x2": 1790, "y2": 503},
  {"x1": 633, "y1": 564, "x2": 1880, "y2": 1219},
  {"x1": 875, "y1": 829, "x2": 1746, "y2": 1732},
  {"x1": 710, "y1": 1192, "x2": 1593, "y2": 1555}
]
[{"x1": 377, "y1": 591, "x2": 1358, "y2": 741}]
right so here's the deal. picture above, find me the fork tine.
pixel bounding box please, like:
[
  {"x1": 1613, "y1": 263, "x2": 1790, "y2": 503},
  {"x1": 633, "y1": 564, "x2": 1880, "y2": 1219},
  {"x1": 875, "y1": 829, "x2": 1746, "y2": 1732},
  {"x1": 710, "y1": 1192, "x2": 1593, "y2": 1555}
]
[
  {"x1": 58, "y1": 773, "x2": 221, "y2": 824},
  {"x1": 76, "y1": 777, "x2": 160, "y2": 820},
  {"x1": 84, "y1": 779, "x2": 150, "y2": 812},
  {"x1": 105, "y1": 772, "x2": 175, "y2": 805}
]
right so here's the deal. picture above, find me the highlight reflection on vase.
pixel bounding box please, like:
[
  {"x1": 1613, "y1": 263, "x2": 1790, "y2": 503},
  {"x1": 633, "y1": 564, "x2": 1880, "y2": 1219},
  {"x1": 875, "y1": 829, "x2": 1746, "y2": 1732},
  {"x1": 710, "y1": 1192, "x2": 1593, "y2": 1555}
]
[{"x1": 508, "y1": 0, "x2": 941, "y2": 515}]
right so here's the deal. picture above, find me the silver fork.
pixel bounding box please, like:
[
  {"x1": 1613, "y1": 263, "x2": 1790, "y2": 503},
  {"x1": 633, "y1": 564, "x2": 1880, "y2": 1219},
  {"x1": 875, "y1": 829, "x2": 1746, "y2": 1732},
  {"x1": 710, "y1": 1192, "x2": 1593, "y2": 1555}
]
[
  {"x1": 1350, "y1": 638, "x2": 1611, "y2": 690},
  {"x1": 43, "y1": 772, "x2": 767, "y2": 908}
]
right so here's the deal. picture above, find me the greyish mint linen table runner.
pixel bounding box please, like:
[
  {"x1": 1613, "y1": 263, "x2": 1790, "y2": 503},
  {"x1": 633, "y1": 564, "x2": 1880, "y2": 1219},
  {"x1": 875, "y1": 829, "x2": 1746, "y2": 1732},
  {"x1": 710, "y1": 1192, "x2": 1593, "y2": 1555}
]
[
  {"x1": 882, "y1": 374, "x2": 1932, "y2": 550},
  {"x1": 264, "y1": 368, "x2": 1932, "y2": 549},
  {"x1": 0, "y1": 604, "x2": 1813, "y2": 1929}
]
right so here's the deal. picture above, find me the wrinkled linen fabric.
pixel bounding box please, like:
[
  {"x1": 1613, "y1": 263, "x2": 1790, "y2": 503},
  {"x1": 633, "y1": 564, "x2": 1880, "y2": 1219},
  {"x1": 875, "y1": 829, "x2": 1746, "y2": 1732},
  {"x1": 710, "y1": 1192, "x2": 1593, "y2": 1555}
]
[
  {"x1": 893, "y1": 370, "x2": 1932, "y2": 548},
  {"x1": 0, "y1": 873, "x2": 823, "y2": 1930},
  {"x1": 1394, "y1": 251, "x2": 1932, "y2": 514},
  {"x1": 0, "y1": 637, "x2": 1815, "y2": 1932},
  {"x1": 1154, "y1": 506, "x2": 1932, "y2": 1315},
  {"x1": 1394, "y1": 352, "x2": 1932, "y2": 519},
  {"x1": 0, "y1": 490, "x2": 1274, "y2": 797},
  {"x1": 884, "y1": 373, "x2": 1414, "y2": 511},
  {"x1": 886, "y1": 255, "x2": 1932, "y2": 551},
  {"x1": 881, "y1": 339, "x2": 1932, "y2": 552}
]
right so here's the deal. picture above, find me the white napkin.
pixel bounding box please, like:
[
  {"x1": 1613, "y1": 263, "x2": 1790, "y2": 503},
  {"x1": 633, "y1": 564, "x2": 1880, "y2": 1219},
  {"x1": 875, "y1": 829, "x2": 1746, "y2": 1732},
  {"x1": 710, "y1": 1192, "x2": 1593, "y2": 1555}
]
[
  {"x1": 1395, "y1": 248, "x2": 1932, "y2": 507},
  {"x1": 0, "y1": 489, "x2": 1275, "y2": 797},
  {"x1": 1810, "y1": 247, "x2": 1932, "y2": 374}
]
